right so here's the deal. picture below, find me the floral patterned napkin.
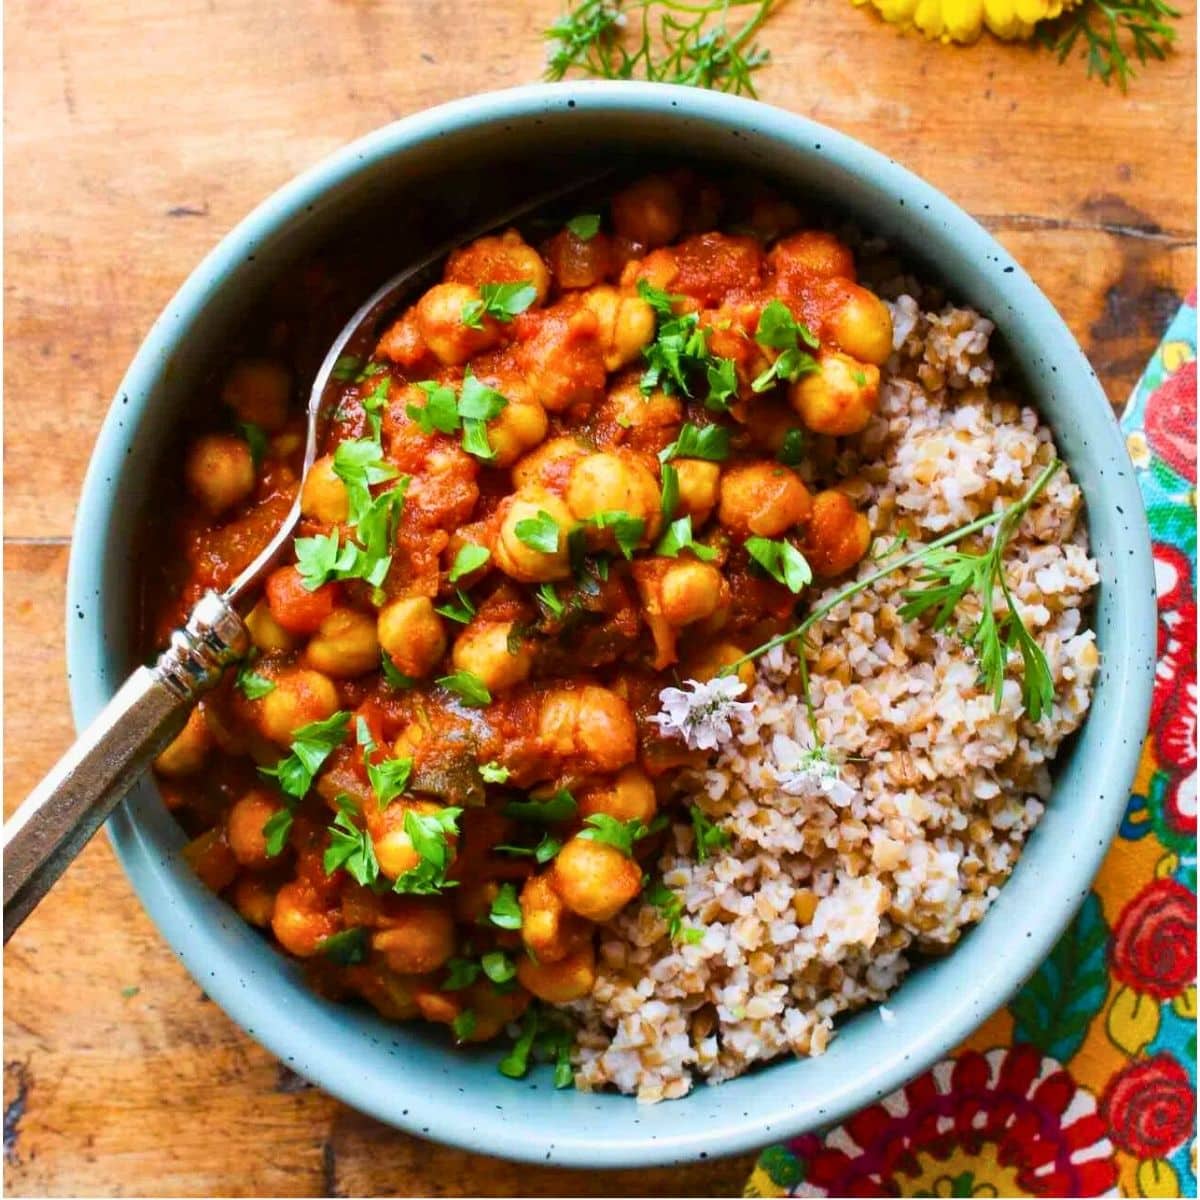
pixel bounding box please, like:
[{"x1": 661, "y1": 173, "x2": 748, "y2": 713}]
[{"x1": 746, "y1": 296, "x2": 1197, "y2": 1199}]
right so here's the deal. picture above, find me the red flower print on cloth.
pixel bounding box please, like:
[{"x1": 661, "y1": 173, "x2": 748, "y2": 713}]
[
  {"x1": 786, "y1": 1046, "x2": 1118, "y2": 1197},
  {"x1": 1111, "y1": 877, "x2": 1198, "y2": 1000},
  {"x1": 1101, "y1": 1056, "x2": 1196, "y2": 1159},
  {"x1": 1145, "y1": 359, "x2": 1197, "y2": 484},
  {"x1": 1150, "y1": 544, "x2": 1197, "y2": 741}
]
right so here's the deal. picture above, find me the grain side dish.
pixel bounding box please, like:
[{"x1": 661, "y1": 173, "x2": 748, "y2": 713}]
[{"x1": 148, "y1": 170, "x2": 1099, "y2": 1100}]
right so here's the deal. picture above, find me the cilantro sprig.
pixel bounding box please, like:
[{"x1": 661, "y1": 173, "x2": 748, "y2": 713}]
[
  {"x1": 578, "y1": 812, "x2": 666, "y2": 857},
  {"x1": 751, "y1": 300, "x2": 819, "y2": 393},
  {"x1": 324, "y1": 799, "x2": 380, "y2": 887},
  {"x1": 393, "y1": 806, "x2": 462, "y2": 894},
  {"x1": 656, "y1": 514, "x2": 717, "y2": 561},
  {"x1": 461, "y1": 281, "x2": 538, "y2": 329},
  {"x1": 659, "y1": 421, "x2": 730, "y2": 463},
  {"x1": 745, "y1": 536, "x2": 812, "y2": 594}
]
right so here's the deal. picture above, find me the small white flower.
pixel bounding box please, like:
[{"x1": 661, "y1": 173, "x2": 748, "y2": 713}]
[
  {"x1": 652, "y1": 676, "x2": 753, "y2": 751},
  {"x1": 776, "y1": 746, "x2": 843, "y2": 797}
]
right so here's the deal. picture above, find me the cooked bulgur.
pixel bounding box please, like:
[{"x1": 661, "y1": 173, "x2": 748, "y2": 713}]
[{"x1": 567, "y1": 295, "x2": 1100, "y2": 1102}]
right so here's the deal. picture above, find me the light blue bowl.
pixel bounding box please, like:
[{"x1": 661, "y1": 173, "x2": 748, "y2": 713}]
[{"x1": 66, "y1": 82, "x2": 1155, "y2": 1167}]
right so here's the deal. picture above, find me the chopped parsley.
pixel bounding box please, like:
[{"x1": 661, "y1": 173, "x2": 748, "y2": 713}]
[
  {"x1": 514, "y1": 509, "x2": 562, "y2": 555},
  {"x1": 498, "y1": 1007, "x2": 540, "y2": 1078},
  {"x1": 443, "y1": 957, "x2": 482, "y2": 990},
  {"x1": 331, "y1": 354, "x2": 363, "y2": 382},
  {"x1": 457, "y1": 371, "x2": 509, "y2": 462},
  {"x1": 451, "y1": 1009, "x2": 478, "y2": 1041},
  {"x1": 659, "y1": 462, "x2": 680, "y2": 523},
  {"x1": 366, "y1": 753, "x2": 413, "y2": 809},
  {"x1": 436, "y1": 670, "x2": 492, "y2": 707},
  {"x1": 745, "y1": 536, "x2": 813, "y2": 594},
  {"x1": 434, "y1": 588, "x2": 477, "y2": 624},
  {"x1": 777, "y1": 427, "x2": 806, "y2": 466},
  {"x1": 324, "y1": 800, "x2": 380, "y2": 887},
  {"x1": 495, "y1": 832, "x2": 563, "y2": 865},
  {"x1": 488, "y1": 882, "x2": 523, "y2": 930},
  {"x1": 751, "y1": 300, "x2": 819, "y2": 393},
  {"x1": 655, "y1": 514, "x2": 717, "y2": 562},
  {"x1": 481, "y1": 950, "x2": 517, "y2": 985},
  {"x1": 448, "y1": 543, "x2": 490, "y2": 582},
  {"x1": 259, "y1": 711, "x2": 350, "y2": 803},
  {"x1": 238, "y1": 421, "x2": 268, "y2": 470},
  {"x1": 461, "y1": 281, "x2": 537, "y2": 329},
  {"x1": 705, "y1": 357, "x2": 739, "y2": 412},
  {"x1": 689, "y1": 805, "x2": 731, "y2": 863},
  {"x1": 479, "y1": 761, "x2": 511, "y2": 784},
  {"x1": 585, "y1": 509, "x2": 645, "y2": 559},
  {"x1": 578, "y1": 812, "x2": 666, "y2": 857},
  {"x1": 393, "y1": 806, "x2": 462, "y2": 894},
  {"x1": 361, "y1": 375, "x2": 391, "y2": 441},
  {"x1": 294, "y1": 478, "x2": 408, "y2": 592},
  {"x1": 262, "y1": 809, "x2": 294, "y2": 858},
  {"x1": 380, "y1": 653, "x2": 415, "y2": 691},
  {"x1": 317, "y1": 926, "x2": 369, "y2": 965},
  {"x1": 536, "y1": 581, "x2": 565, "y2": 616},
  {"x1": 503, "y1": 788, "x2": 577, "y2": 824},
  {"x1": 332, "y1": 437, "x2": 401, "y2": 522},
  {"x1": 235, "y1": 660, "x2": 276, "y2": 700},
  {"x1": 566, "y1": 213, "x2": 601, "y2": 240},
  {"x1": 407, "y1": 380, "x2": 460, "y2": 435},
  {"x1": 659, "y1": 422, "x2": 731, "y2": 464}
]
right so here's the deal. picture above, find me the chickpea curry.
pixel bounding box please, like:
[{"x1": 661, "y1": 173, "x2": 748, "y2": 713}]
[{"x1": 152, "y1": 170, "x2": 893, "y2": 1065}]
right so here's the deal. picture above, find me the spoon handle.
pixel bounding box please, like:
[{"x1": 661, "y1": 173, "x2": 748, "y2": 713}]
[{"x1": 2, "y1": 592, "x2": 249, "y2": 942}]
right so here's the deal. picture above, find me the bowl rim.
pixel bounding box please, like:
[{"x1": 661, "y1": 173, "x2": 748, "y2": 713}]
[{"x1": 65, "y1": 80, "x2": 1156, "y2": 1167}]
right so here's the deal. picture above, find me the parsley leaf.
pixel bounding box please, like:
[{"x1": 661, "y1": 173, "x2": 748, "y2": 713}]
[
  {"x1": 495, "y1": 832, "x2": 563, "y2": 864},
  {"x1": 461, "y1": 281, "x2": 538, "y2": 329},
  {"x1": 236, "y1": 662, "x2": 276, "y2": 700},
  {"x1": 481, "y1": 950, "x2": 517, "y2": 985},
  {"x1": 324, "y1": 800, "x2": 380, "y2": 887},
  {"x1": 380, "y1": 653, "x2": 415, "y2": 691},
  {"x1": 503, "y1": 788, "x2": 577, "y2": 824},
  {"x1": 578, "y1": 812, "x2": 665, "y2": 857},
  {"x1": 488, "y1": 882, "x2": 523, "y2": 930},
  {"x1": 659, "y1": 422, "x2": 730, "y2": 463},
  {"x1": 238, "y1": 421, "x2": 268, "y2": 470},
  {"x1": 294, "y1": 530, "x2": 358, "y2": 590},
  {"x1": 498, "y1": 1007, "x2": 539, "y2": 1077},
  {"x1": 641, "y1": 310, "x2": 711, "y2": 397},
  {"x1": 586, "y1": 509, "x2": 645, "y2": 559},
  {"x1": 318, "y1": 927, "x2": 369, "y2": 965},
  {"x1": 443, "y1": 957, "x2": 482, "y2": 990},
  {"x1": 479, "y1": 761, "x2": 511, "y2": 784},
  {"x1": 636, "y1": 278, "x2": 681, "y2": 320},
  {"x1": 407, "y1": 380, "x2": 461, "y2": 435},
  {"x1": 457, "y1": 370, "x2": 509, "y2": 462},
  {"x1": 393, "y1": 806, "x2": 462, "y2": 894},
  {"x1": 645, "y1": 879, "x2": 687, "y2": 940},
  {"x1": 514, "y1": 509, "x2": 562, "y2": 555},
  {"x1": 705, "y1": 357, "x2": 739, "y2": 412},
  {"x1": 566, "y1": 213, "x2": 601, "y2": 240},
  {"x1": 262, "y1": 809, "x2": 293, "y2": 858},
  {"x1": 777, "y1": 427, "x2": 806, "y2": 466},
  {"x1": 259, "y1": 711, "x2": 350, "y2": 802},
  {"x1": 449, "y1": 543, "x2": 490, "y2": 582},
  {"x1": 361, "y1": 375, "x2": 391, "y2": 441},
  {"x1": 751, "y1": 300, "x2": 819, "y2": 393},
  {"x1": 434, "y1": 588, "x2": 477, "y2": 624},
  {"x1": 436, "y1": 670, "x2": 492, "y2": 707},
  {"x1": 655, "y1": 514, "x2": 717, "y2": 561},
  {"x1": 333, "y1": 437, "x2": 400, "y2": 522},
  {"x1": 452, "y1": 1009, "x2": 477, "y2": 1041},
  {"x1": 745, "y1": 536, "x2": 812, "y2": 594},
  {"x1": 366, "y1": 754, "x2": 413, "y2": 809},
  {"x1": 660, "y1": 463, "x2": 680, "y2": 523},
  {"x1": 331, "y1": 354, "x2": 362, "y2": 382},
  {"x1": 689, "y1": 805, "x2": 731, "y2": 863},
  {"x1": 536, "y1": 581, "x2": 565, "y2": 616}
]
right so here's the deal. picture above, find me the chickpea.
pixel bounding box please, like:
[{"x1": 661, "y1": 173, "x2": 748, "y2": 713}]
[
  {"x1": 245, "y1": 599, "x2": 295, "y2": 653},
  {"x1": 579, "y1": 766, "x2": 657, "y2": 825},
  {"x1": 672, "y1": 459, "x2": 721, "y2": 526},
  {"x1": 451, "y1": 619, "x2": 534, "y2": 694},
  {"x1": 580, "y1": 286, "x2": 656, "y2": 371},
  {"x1": 377, "y1": 597, "x2": 447, "y2": 678},
  {"x1": 445, "y1": 230, "x2": 551, "y2": 305},
  {"x1": 519, "y1": 873, "x2": 589, "y2": 964},
  {"x1": 686, "y1": 640, "x2": 756, "y2": 688},
  {"x1": 511, "y1": 436, "x2": 587, "y2": 491},
  {"x1": 185, "y1": 433, "x2": 255, "y2": 516},
  {"x1": 226, "y1": 790, "x2": 280, "y2": 869},
  {"x1": 272, "y1": 881, "x2": 338, "y2": 957},
  {"x1": 537, "y1": 685, "x2": 638, "y2": 776},
  {"x1": 457, "y1": 979, "x2": 531, "y2": 1043},
  {"x1": 154, "y1": 707, "x2": 211, "y2": 777},
  {"x1": 258, "y1": 667, "x2": 340, "y2": 746},
  {"x1": 565, "y1": 452, "x2": 660, "y2": 547},
  {"x1": 415, "y1": 282, "x2": 502, "y2": 366},
  {"x1": 304, "y1": 607, "x2": 380, "y2": 678},
  {"x1": 824, "y1": 285, "x2": 894, "y2": 365},
  {"x1": 803, "y1": 489, "x2": 872, "y2": 577},
  {"x1": 493, "y1": 491, "x2": 574, "y2": 583},
  {"x1": 516, "y1": 943, "x2": 597, "y2": 1004},
  {"x1": 265, "y1": 566, "x2": 339, "y2": 637},
  {"x1": 300, "y1": 454, "x2": 349, "y2": 524},
  {"x1": 182, "y1": 828, "x2": 238, "y2": 893},
  {"x1": 488, "y1": 397, "x2": 548, "y2": 469},
  {"x1": 769, "y1": 231, "x2": 856, "y2": 282},
  {"x1": 371, "y1": 799, "x2": 449, "y2": 880},
  {"x1": 222, "y1": 359, "x2": 291, "y2": 431},
  {"x1": 603, "y1": 377, "x2": 683, "y2": 436},
  {"x1": 372, "y1": 899, "x2": 455, "y2": 974},
  {"x1": 231, "y1": 876, "x2": 276, "y2": 927},
  {"x1": 718, "y1": 462, "x2": 812, "y2": 538},
  {"x1": 741, "y1": 398, "x2": 801, "y2": 456},
  {"x1": 790, "y1": 351, "x2": 881, "y2": 436},
  {"x1": 660, "y1": 559, "x2": 724, "y2": 627},
  {"x1": 551, "y1": 836, "x2": 642, "y2": 923},
  {"x1": 611, "y1": 175, "x2": 684, "y2": 248}
]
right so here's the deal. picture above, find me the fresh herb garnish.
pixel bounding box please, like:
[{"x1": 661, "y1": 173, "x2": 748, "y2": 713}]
[
  {"x1": 645, "y1": 879, "x2": 701, "y2": 942},
  {"x1": 585, "y1": 509, "x2": 645, "y2": 559},
  {"x1": 566, "y1": 213, "x2": 602, "y2": 240},
  {"x1": 751, "y1": 300, "x2": 819, "y2": 393},
  {"x1": 481, "y1": 950, "x2": 518, "y2": 985},
  {"x1": 498, "y1": 1006, "x2": 540, "y2": 1077},
  {"x1": 689, "y1": 805, "x2": 731, "y2": 863},
  {"x1": 578, "y1": 812, "x2": 665, "y2": 857},
  {"x1": 443, "y1": 957, "x2": 482, "y2": 990},
  {"x1": 514, "y1": 509, "x2": 562, "y2": 555},
  {"x1": 259, "y1": 711, "x2": 350, "y2": 802},
  {"x1": 479, "y1": 761, "x2": 511, "y2": 784},
  {"x1": 324, "y1": 799, "x2": 380, "y2": 887},
  {"x1": 655, "y1": 514, "x2": 718, "y2": 561},
  {"x1": 393, "y1": 807, "x2": 462, "y2": 894},
  {"x1": 262, "y1": 809, "x2": 294, "y2": 858},
  {"x1": 495, "y1": 832, "x2": 563, "y2": 864},
  {"x1": 777, "y1": 428, "x2": 805, "y2": 466},
  {"x1": 457, "y1": 371, "x2": 509, "y2": 462},
  {"x1": 380, "y1": 653, "x2": 415, "y2": 691},
  {"x1": 461, "y1": 281, "x2": 538, "y2": 329},
  {"x1": 503, "y1": 788, "x2": 578, "y2": 824},
  {"x1": 1038, "y1": 0, "x2": 1180, "y2": 89},
  {"x1": 705, "y1": 357, "x2": 739, "y2": 411},
  {"x1": 745, "y1": 536, "x2": 812, "y2": 594},
  {"x1": 659, "y1": 462, "x2": 680, "y2": 523},
  {"x1": 331, "y1": 354, "x2": 363, "y2": 382},
  {"x1": 434, "y1": 588, "x2": 477, "y2": 625},
  {"x1": 641, "y1": 308, "x2": 712, "y2": 397},
  {"x1": 238, "y1": 421, "x2": 268, "y2": 470},
  {"x1": 366, "y1": 754, "x2": 413, "y2": 809},
  {"x1": 361, "y1": 375, "x2": 391, "y2": 442},
  {"x1": 318, "y1": 926, "x2": 369, "y2": 965},
  {"x1": 407, "y1": 380, "x2": 461, "y2": 436},
  {"x1": 436, "y1": 670, "x2": 492, "y2": 707},
  {"x1": 449, "y1": 543, "x2": 491, "y2": 582},
  {"x1": 236, "y1": 662, "x2": 276, "y2": 700},
  {"x1": 451, "y1": 1009, "x2": 478, "y2": 1041},
  {"x1": 332, "y1": 437, "x2": 401, "y2": 522},
  {"x1": 659, "y1": 421, "x2": 731, "y2": 464},
  {"x1": 488, "y1": 882, "x2": 523, "y2": 930},
  {"x1": 536, "y1": 581, "x2": 566, "y2": 617}
]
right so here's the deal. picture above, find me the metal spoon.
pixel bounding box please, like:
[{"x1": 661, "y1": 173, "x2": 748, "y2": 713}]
[{"x1": 2, "y1": 172, "x2": 608, "y2": 942}]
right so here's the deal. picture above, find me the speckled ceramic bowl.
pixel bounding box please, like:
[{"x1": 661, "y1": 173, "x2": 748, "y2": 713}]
[{"x1": 66, "y1": 82, "x2": 1155, "y2": 1167}]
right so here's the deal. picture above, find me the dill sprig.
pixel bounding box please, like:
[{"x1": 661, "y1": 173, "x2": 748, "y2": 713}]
[
  {"x1": 544, "y1": 0, "x2": 778, "y2": 96},
  {"x1": 1037, "y1": 0, "x2": 1180, "y2": 89},
  {"x1": 723, "y1": 459, "x2": 1063, "y2": 722}
]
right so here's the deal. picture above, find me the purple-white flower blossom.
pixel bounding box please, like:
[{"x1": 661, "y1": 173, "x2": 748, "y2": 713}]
[{"x1": 652, "y1": 676, "x2": 753, "y2": 751}]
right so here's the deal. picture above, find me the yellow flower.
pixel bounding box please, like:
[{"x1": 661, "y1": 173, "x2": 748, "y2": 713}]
[{"x1": 857, "y1": 0, "x2": 1082, "y2": 42}]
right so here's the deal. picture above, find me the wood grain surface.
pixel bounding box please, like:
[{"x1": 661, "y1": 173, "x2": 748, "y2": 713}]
[{"x1": 3, "y1": 0, "x2": 1195, "y2": 1195}]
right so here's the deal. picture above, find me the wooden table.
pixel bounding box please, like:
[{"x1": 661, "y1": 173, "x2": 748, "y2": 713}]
[{"x1": 4, "y1": 1, "x2": 1194, "y2": 1194}]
